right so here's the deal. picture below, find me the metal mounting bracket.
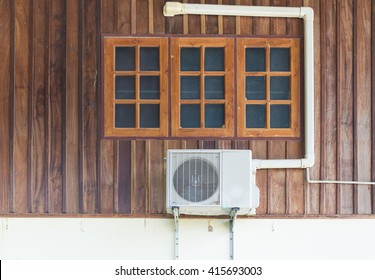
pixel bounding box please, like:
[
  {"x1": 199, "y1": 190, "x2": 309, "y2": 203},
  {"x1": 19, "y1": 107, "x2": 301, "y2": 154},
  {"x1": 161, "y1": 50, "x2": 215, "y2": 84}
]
[
  {"x1": 229, "y1": 207, "x2": 239, "y2": 260},
  {"x1": 172, "y1": 207, "x2": 180, "y2": 260}
]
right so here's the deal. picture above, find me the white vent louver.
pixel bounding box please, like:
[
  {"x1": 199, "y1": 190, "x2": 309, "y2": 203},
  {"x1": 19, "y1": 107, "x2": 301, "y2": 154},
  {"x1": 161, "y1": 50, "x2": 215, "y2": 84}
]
[{"x1": 166, "y1": 150, "x2": 260, "y2": 215}]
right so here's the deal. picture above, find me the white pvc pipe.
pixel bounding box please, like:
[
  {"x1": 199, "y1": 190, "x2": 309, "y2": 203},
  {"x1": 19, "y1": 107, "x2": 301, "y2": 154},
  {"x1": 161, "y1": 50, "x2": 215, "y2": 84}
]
[
  {"x1": 163, "y1": 2, "x2": 315, "y2": 169},
  {"x1": 306, "y1": 168, "x2": 375, "y2": 185}
]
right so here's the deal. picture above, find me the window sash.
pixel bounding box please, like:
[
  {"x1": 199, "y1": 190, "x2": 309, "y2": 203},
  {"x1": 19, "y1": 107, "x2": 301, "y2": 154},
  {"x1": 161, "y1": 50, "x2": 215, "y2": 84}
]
[{"x1": 237, "y1": 38, "x2": 301, "y2": 138}]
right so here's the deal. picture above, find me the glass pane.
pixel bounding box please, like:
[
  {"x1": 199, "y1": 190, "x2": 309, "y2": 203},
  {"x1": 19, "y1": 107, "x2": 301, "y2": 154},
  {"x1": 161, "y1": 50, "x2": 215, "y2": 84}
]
[
  {"x1": 271, "y1": 105, "x2": 290, "y2": 128},
  {"x1": 205, "y1": 76, "x2": 224, "y2": 100},
  {"x1": 115, "y1": 76, "x2": 135, "y2": 99},
  {"x1": 246, "y1": 104, "x2": 265, "y2": 128},
  {"x1": 270, "y1": 48, "x2": 290, "y2": 71},
  {"x1": 140, "y1": 47, "x2": 159, "y2": 71},
  {"x1": 246, "y1": 76, "x2": 266, "y2": 100},
  {"x1": 270, "y1": 76, "x2": 290, "y2": 100},
  {"x1": 115, "y1": 104, "x2": 135, "y2": 128},
  {"x1": 181, "y1": 104, "x2": 200, "y2": 128},
  {"x1": 140, "y1": 76, "x2": 160, "y2": 99},
  {"x1": 140, "y1": 104, "x2": 160, "y2": 128},
  {"x1": 205, "y1": 104, "x2": 225, "y2": 128},
  {"x1": 181, "y1": 76, "x2": 200, "y2": 100},
  {"x1": 115, "y1": 47, "x2": 135, "y2": 71},
  {"x1": 205, "y1": 47, "x2": 224, "y2": 71},
  {"x1": 246, "y1": 48, "x2": 265, "y2": 72},
  {"x1": 180, "y1": 47, "x2": 200, "y2": 71}
]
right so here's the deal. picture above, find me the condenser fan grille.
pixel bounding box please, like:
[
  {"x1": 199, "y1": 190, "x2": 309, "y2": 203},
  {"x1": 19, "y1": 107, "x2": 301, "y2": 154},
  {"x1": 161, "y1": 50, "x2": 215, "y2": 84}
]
[{"x1": 173, "y1": 156, "x2": 219, "y2": 203}]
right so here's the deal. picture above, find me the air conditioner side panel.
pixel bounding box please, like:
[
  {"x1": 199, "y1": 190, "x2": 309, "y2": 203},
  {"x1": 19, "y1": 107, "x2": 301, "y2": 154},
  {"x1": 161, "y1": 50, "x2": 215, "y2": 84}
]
[{"x1": 221, "y1": 150, "x2": 252, "y2": 209}]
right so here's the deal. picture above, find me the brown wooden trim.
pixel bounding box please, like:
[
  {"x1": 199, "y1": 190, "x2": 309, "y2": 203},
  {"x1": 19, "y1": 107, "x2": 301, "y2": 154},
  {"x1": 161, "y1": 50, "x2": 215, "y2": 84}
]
[
  {"x1": 103, "y1": 37, "x2": 169, "y2": 137},
  {"x1": 237, "y1": 38, "x2": 301, "y2": 138},
  {"x1": 171, "y1": 37, "x2": 235, "y2": 137}
]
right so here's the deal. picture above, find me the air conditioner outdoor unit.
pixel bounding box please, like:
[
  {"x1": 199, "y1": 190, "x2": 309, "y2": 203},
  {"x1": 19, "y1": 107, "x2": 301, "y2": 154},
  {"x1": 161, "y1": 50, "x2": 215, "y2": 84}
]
[{"x1": 166, "y1": 150, "x2": 260, "y2": 216}]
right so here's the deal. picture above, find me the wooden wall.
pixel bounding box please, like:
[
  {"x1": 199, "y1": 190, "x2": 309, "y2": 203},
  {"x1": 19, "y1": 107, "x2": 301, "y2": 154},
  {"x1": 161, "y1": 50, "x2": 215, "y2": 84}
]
[{"x1": 0, "y1": 0, "x2": 374, "y2": 217}]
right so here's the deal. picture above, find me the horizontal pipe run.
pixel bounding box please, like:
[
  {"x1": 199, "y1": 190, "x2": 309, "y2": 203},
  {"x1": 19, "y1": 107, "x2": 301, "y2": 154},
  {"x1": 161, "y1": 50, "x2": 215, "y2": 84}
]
[{"x1": 306, "y1": 168, "x2": 375, "y2": 185}]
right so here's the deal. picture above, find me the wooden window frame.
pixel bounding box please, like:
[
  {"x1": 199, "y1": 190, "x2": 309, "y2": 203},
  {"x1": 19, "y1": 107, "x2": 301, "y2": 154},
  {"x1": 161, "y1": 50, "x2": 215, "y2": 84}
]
[
  {"x1": 103, "y1": 37, "x2": 168, "y2": 138},
  {"x1": 237, "y1": 38, "x2": 301, "y2": 138},
  {"x1": 102, "y1": 36, "x2": 301, "y2": 139},
  {"x1": 171, "y1": 37, "x2": 235, "y2": 137}
]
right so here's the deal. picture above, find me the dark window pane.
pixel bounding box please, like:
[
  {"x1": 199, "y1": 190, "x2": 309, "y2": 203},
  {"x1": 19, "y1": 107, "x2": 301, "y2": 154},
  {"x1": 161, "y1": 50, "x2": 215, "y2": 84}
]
[
  {"x1": 271, "y1": 105, "x2": 290, "y2": 128},
  {"x1": 140, "y1": 47, "x2": 159, "y2": 71},
  {"x1": 115, "y1": 104, "x2": 135, "y2": 128},
  {"x1": 246, "y1": 104, "x2": 265, "y2": 128},
  {"x1": 246, "y1": 48, "x2": 265, "y2": 72},
  {"x1": 270, "y1": 76, "x2": 290, "y2": 100},
  {"x1": 205, "y1": 76, "x2": 224, "y2": 99},
  {"x1": 140, "y1": 104, "x2": 160, "y2": 128},
  {"x1": 246, "y1": 76, "x2": 266, "y2": 100},
  {"x1": 115, "y1": 47, "x2": 135, "y2": 71},
  {"x1": 205, "y1": 47, "x2": 224, "y2": 71},
  {"x1": 115, "y1": 76, "x2": 135, "y2": 99},
  {"x1": 181, "y1": 47, "x2": 200, "y2": 71},
  {"x1": 140, "y1": 76, "x2": 160, "y2": 99},
  {"x1": 205, "y1": 104, "x2": 225, "y2": 128},
  {"x1": 181, "y1": 104, "x2": 200, "y2": 128},
  {"x1": 181, "y1": 76, "x2": 200, "y2": 99},
  {"x1": 270, "y1": 48, "x2": 290, "y2": 71}
]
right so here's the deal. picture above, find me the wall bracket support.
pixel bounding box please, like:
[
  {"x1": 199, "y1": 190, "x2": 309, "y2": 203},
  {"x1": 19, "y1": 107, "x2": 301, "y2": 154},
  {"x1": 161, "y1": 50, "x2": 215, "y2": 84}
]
[
  {"x1": 229, "y1": 207, "x2": 239, "y2": 260},
  {"x1": 172, "y1": 207, "x2": 180, "y2": 260}
]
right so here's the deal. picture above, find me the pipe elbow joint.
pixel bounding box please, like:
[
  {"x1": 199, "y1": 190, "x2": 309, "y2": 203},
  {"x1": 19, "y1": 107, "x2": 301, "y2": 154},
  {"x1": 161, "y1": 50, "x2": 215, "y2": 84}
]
[
  {"x1": 301, "y1": 154, "x2": 315, "y2": 168},
  {"x1": 163, "y1": 2, "x2": 183, "y2": 17},
  {"x1": 300, "y1": 7, "x2": 314, "y2": 21}
]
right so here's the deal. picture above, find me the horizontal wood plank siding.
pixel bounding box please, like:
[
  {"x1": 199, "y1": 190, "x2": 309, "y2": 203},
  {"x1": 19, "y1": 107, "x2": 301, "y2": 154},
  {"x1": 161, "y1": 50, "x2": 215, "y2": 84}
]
[{"x1": 0, "y1": 0, "x2": 373, "y2": 217}]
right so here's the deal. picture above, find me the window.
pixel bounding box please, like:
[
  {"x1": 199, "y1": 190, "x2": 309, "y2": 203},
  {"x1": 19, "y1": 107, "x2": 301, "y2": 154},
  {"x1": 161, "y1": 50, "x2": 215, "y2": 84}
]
[
  {"x1": 103, "y1": 37, "x2": 168, "y2": 137},
  {"x1": 237, "y1": 38, "x2": 301, "y2": 137},
  {"x1": 171, "y1": 38, "x2": 234, "y2": 137},
  {"x1": 103, "y1": 36, "x2": 301, "y2": 139}
]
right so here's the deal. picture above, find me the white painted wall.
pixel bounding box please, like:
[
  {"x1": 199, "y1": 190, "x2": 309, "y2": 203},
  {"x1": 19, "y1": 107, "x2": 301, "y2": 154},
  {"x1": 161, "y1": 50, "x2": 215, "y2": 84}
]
[{"x1": 1, "y1": 218, "x2": 374, "y2": 260}]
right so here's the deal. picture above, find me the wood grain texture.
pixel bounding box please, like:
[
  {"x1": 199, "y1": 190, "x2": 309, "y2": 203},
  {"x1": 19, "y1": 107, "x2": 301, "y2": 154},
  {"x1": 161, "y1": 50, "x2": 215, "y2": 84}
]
[
  {"x1": 354, "y1": 0, "x2": 372, "y2": 214},
  {"x1": 13, "y1": 0, "x2": 31, "y2": 213},
  {"x1": 320, "y1": 0, "x2": 337, "y2": 215},
  {"x1": 304, "y1": 0, "x2": 321, "y2": 215},
  {"x1": 82, "y1": 0, "x2": 98, "y2": 213},
  {"x1": 0, "y1": 0, "x2": 11, "y2": 213},
  {"x1": 337, "y1": 0, "x2": 354, "y2": 214}
]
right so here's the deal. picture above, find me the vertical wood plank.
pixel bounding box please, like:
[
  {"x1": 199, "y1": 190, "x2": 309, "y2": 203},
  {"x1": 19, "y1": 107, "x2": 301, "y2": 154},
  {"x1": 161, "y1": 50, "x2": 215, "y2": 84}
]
[
  {"x1": 131, "y1": 0, "x2": 136, "y2": 34},
  {"x1": 153, "y1": 0, "x2": 166, "y2": 34},
  {"x1": 304, "y1": 0, "x2": 321, "y2": 215},
  {"x1": 48, "y1": 0, "x2": 66, "y2": 213},
  {"x1": 148, "y1": 0, "x2": 154, "y2": 34},
  {"x1": 131, "y1": 141, "x2": 147, "y2": 214},
  {"x1": 354, "y1": 0, "x2": 372, "y2": 214},
  {"x1": 99, "y1": 0, "x2": 117, "y2": 214},
  {"x1": 320, "y1": 0, "x2": 337, "y2": 215},
  {"x1": 31, "y1": 0, "x2": 48, "y2": 213},
  {"x1": 188, "y1": 0, "x2": 202, "y2": 34},
  {"x1": 118, "y1": 140, "x2": 131, "y2": 214},
  {"x1": 238, "y1": 0, "x2": 253, "y2": 35},
  {"x1": 0, "y1": 0, "x2": 11, "y2": 213},
  {"x1": 223, "y1": 0, "x2": 236, "y2": 34},
  {"x1": 286, "y1": 0, "x2": 304, "y2": 215},
  {"x1": 13, "y1": 0, "x2": 31, "y2": 213},
  {"x1": 267, "y1": 141, "x2": 286, "y2": 214},
  {"x1": 117, "y1": 0, "x2": 131, "y2": 34},
  {"x1": 337, "y1": 0, "x2": 354, "y2": 214},
  {"x1": 82, "y1": 0, "x2": 98, "y2": 213},
  {"x1": 149, "y1": 140, "x2": 165, "y2": 214},
  {"x1": 65, "y1": 0, "x2": 80, "y2": 213},
  {"x1": 205, "y1": 0, "x2": 218, "y2": 34},
  {"x1": 136, "y1": 0, "x2": 148, "y2": 34}
]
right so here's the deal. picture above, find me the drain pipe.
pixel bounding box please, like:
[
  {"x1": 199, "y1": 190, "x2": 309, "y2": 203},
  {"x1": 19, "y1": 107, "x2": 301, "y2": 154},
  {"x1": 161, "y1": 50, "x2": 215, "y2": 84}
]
[{"x1": 163, "y1": 2, "x2": 315, "y2": 170}]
